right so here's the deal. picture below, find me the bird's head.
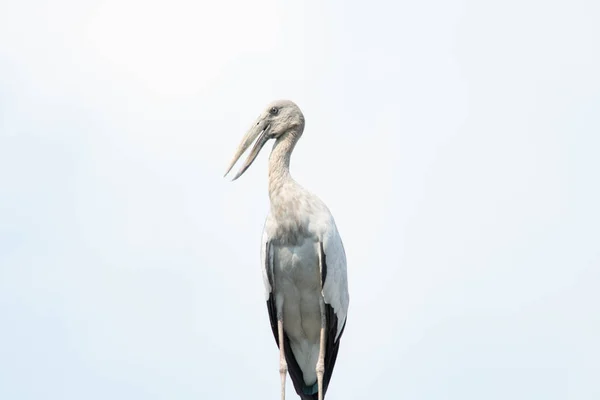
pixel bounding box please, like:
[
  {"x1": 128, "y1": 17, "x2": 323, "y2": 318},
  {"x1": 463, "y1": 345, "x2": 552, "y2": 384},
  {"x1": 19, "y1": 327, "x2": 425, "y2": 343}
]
[{"x1": 224, "y1": 99, "x2": 304, "y2": 180}]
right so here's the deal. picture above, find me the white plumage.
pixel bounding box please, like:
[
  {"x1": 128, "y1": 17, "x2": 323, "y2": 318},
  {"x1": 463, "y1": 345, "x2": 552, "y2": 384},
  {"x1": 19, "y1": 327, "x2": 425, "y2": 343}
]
[{"x1": 225, "y1": 100, "x2": 349, "y2": 400}]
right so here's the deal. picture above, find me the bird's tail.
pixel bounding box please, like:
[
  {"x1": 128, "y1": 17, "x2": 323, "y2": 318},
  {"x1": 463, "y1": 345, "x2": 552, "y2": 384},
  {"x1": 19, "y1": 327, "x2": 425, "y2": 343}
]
[
  {"x1": 284, "y1": 336, "x2": 329, "y2": 400},
  {"x1": 298, "y1": 392, "x2": 318, "y2": 400},
  {"x1": 296, "y1": 383, "x2": 319, "y2": 400}
]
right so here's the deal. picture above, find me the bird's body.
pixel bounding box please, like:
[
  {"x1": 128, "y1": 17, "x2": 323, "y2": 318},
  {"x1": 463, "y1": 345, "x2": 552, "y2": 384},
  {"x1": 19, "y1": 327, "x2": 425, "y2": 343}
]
[
  {"x1": 262, "y1": 178, "x2": 348, "y2": 397},
  {"x1": 226, "y1": 100, "x2": 349, "y2": 400},
  {"x1": 270, "y1": 235, "x2": 323, "y2": 385}
]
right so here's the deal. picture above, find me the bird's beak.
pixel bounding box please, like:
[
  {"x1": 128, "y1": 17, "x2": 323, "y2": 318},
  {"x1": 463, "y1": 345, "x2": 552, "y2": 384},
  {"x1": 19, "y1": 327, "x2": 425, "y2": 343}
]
[{"x1": 224, "y1": 119, "x2": 272, "y2": 181}]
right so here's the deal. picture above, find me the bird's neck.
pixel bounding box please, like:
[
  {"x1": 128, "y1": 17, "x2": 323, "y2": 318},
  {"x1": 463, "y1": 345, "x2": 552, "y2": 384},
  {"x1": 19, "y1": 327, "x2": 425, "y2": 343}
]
[{"x1": 268, "y1": 130, "x2": 299, "y2": 201}]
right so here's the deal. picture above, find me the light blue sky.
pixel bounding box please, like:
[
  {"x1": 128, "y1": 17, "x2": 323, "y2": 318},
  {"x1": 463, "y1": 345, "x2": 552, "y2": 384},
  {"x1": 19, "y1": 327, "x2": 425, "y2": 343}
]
[{"x1": 1, "y1": 0, "x2": 599, "y2": 399}]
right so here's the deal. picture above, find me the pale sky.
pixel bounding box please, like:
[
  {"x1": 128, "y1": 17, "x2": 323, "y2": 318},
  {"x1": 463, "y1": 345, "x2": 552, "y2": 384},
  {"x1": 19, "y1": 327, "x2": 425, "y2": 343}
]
[{"x1": 1, "y1": 0, "x2": 599, "y2": 399}]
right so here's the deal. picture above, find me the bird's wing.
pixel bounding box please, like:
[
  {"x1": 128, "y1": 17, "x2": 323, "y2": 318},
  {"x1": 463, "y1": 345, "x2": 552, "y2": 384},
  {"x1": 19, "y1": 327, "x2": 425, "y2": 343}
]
[
  {"x1": 260, "y1": 227, "x2": 279, "y2": 347},
  {"x1": 260, "y1": 227, "x2": 274, "y2": 302},
  {"x1": 260, "y1": 223, "x2": 280, "y2": 345},
  {"x1": 317, "y1": 218, "x2": 349, "y2": 395},
  {"x1": 320, "y1": 218, "x2": 349, "y2": 341}
]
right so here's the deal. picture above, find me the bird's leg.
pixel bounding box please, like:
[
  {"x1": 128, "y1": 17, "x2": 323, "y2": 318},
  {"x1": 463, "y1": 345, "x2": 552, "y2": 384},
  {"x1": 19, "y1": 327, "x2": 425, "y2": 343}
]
[
  {"x1": 316, "y1": 297, "x2": 327, "y2": 400},
  {"x1": 278, "y1": 317, "x2": 287, "y2": 400}
]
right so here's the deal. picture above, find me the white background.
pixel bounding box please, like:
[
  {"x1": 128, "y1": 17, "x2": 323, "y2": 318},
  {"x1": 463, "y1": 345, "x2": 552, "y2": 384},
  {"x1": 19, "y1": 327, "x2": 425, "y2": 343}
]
[{"x1": 1, "y1": 0, "x2": 599, "y2": 398}]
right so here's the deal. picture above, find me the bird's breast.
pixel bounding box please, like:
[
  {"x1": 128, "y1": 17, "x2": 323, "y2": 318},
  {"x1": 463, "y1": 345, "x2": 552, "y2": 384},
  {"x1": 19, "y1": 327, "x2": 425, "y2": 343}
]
[{"x1": 272, "y1": 238, "x2": 320, "y2": 290}]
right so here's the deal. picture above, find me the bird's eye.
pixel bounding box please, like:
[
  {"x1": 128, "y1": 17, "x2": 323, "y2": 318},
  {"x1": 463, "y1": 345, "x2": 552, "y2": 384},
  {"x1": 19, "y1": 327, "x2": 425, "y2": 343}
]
[{"x1": 269, "y1": 107, "x2": 279, "y2": 115}]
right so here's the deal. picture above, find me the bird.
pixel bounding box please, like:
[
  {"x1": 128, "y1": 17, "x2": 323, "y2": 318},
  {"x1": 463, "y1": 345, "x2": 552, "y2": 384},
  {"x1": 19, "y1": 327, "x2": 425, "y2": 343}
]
[{"x1": 224, "y1": 100, "x2": 349, "y2": 400}]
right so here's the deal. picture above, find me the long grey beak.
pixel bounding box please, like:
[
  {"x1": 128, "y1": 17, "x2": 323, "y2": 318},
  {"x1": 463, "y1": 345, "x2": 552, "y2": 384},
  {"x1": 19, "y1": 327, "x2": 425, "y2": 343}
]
[{"x1": 224, "y1": 121, "x2": 271, "y2": 181}]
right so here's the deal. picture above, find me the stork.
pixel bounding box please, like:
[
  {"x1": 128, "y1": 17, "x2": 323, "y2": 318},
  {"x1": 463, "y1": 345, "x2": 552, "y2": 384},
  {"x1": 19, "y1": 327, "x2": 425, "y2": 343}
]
[{"x1": 224, "y1": 100, "x2": 349, "y2": 400}]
